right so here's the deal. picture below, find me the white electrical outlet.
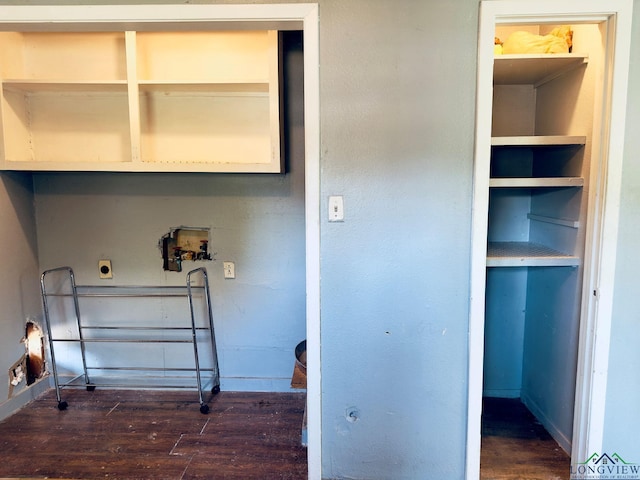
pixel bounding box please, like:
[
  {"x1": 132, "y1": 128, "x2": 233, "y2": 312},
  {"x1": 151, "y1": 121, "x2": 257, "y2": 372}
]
[
  {"x1": 223, "y1": 261, "x2": 235, "y2": 279},
  {"x1": 98, "y1": 259, "x2": 113, "y2": 279}
]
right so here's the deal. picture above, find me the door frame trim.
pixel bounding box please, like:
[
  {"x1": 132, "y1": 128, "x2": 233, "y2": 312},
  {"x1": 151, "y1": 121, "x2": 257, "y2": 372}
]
[{"x1": 467, "y1": 1, "x2": 633, "y2": 478}]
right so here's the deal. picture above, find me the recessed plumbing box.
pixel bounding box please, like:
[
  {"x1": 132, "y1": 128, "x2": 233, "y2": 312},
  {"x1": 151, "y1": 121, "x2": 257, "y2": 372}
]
[
  {"x1": 98, "y1": 259, "x2": 113, "y2": 279},
  {"x1": 159, "y1": 227, "x2": 212, "y2": 272}
]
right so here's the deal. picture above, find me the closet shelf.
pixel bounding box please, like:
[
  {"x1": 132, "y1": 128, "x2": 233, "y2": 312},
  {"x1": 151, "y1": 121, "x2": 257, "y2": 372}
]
[
  {"x1": 2, "y1": 79, "x2": 128, "y2": 93},
  {"x1": 494, "y1": 53, "x2": 588, "y2": 86},
  {"x1": 487, "y1": 242, "x2": 580, "y2": 267},
  {"x1": 490, "y1": 177, "x2": 584, "y2": 188},
  {"x1": 138, "y1": 81, "x2": 270, "y2": 95},
  {"x1": 527, "y1": 214, "x2": 579, "y2": 229},
  {"x1": 491, "y1": 135, "x2": 586, "y2": 147}
]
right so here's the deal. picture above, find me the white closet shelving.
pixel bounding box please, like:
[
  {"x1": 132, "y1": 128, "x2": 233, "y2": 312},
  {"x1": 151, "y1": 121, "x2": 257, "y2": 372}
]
[
  {"x1": 483, "y1": 25, "x2": 598, "y2": 421},
  {"x1": 474, "y1": 9, "x2": 631, "y2": 461},
  {"x1": 486, "y1": 242, "x2": 580, "y2": 267},
  {"x1": 493, "y1": 53, "x2": 588, "y2": 86},
  {"x1": 487, "y1": 71, "x2": 588, "y2": 267},
  {"x1": 0, "y1": 30, "x2": 282, "y2": 173},
  {"x1": 491, "y1": 135, "x2": 586, "y2": 146}
]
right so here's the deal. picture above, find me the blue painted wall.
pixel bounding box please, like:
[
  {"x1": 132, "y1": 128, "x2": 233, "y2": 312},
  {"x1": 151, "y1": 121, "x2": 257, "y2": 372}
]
[
  {"x1": 318, "y1": 1, "x2": 476, "y2": 477},
  {"x1": 0, "y1": 173, "x2": 41, "y2": 406},
  {"x1": 483, "y1": 268, "x2": 527, "y2": 398}
]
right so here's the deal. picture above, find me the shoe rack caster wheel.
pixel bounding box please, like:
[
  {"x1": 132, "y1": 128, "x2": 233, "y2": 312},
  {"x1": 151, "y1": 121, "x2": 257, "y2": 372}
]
[
  {"x1": 212, "y1": 385, "x2": 220, "y2": 395},
  {"x1": 200, "y1": 404, "x2": 210, "y2": 415},
  {"x1": 57, "y1": 401, "x2": 68, "y2": 411}
]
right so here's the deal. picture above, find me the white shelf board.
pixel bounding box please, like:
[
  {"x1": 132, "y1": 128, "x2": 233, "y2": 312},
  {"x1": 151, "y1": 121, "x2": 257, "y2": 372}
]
[
  {"x1": 491, "y1": 135, "x2": 586, "y2": 147},
  {"x1": 0, "y1": 159, "x2": 280, "y2": 173},
  {"x1": 2, "y1": 79, "x2": 128, "y2": 93},
  {"x1": 487, "y1": 242, "x2": 580, "y2": 267},
  {"x1": 138, "y1": 81, "x2": 269, "y2": 95},
  {"x1": 490, "y1": 177, "x2": 584, "y2": 188},
  {"x1": 494, "y1": 54, "x2": 588, "y2": 86},
  {"x1": 527, "y1": 214, "x2": 579, "y2": 229}
]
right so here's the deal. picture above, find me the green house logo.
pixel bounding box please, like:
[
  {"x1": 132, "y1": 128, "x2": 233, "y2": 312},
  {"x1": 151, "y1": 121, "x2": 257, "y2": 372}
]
[{"x1": 571, "y1": 452, "x2": 640, "y2": 479}]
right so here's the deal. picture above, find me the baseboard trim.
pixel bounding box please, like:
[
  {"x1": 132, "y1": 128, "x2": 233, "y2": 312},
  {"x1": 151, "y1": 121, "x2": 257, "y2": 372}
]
[
  {"x1": 521, "y1": 391, "x2": 572, "y2": 454},
  {"x1": 220, "y1": 377, "x2": 298, "y2": 393},
  {"x1": 482, "y1": 389, "x2": 521, "y2": 398}
]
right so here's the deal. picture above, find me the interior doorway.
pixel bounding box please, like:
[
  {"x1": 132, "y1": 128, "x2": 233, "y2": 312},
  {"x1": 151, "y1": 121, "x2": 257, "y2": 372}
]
[{"x1": 467, "y1": 1, "x2": 633, "y2": 479}]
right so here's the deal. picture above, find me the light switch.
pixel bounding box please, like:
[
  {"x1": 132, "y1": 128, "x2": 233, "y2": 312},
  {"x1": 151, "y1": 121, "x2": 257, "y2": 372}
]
[{"x1": 328, "y1": 196, "x2": 344, "y2": 222}]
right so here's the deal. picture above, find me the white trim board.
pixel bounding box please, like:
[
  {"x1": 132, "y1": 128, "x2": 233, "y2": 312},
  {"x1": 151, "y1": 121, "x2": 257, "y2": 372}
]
[
  {"x1": 0, "y1": 4, "x2": 321, "y2": 479},
  {"x1": 468, "y1": 1, "x2": 633, "y2": 479}
]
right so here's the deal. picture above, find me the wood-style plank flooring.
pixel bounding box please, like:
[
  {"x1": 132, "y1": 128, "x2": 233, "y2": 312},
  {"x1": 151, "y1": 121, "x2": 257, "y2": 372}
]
[
  {"x1": 0, "y1": 388, "x2": 307, "y2": 479},
  {"x1": 481, "y1": 397, "x2": 570, "y2": 480}
]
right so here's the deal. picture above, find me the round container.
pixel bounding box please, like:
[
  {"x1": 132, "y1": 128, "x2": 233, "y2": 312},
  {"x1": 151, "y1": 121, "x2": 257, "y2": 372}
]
[{"x1": 295, "y1": 340, "x2": 307, "y2": 375}]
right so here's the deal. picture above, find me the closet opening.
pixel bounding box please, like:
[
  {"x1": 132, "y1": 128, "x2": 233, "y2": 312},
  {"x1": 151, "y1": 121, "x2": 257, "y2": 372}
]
[
  {"x1": 481, "y1": 21, "x2": 601, "y2": 473},
  {"x1": 469, "y1": 2, "x2": 633, "y2": 479}
]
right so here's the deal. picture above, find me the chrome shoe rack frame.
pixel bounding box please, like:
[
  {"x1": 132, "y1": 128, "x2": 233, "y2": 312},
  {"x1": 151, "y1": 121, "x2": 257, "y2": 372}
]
[{"x1": 40, "y1": 266, "x2": 220, "y2": 414}]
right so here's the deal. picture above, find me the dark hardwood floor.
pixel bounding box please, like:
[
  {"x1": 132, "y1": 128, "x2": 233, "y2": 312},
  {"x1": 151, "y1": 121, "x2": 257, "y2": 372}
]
[
  {"x1": 0, "y1": 388, "x2": 307, "y2": 479},
  {"x1": 481, "y1": 397, "x2": 570, "y2": 480}
]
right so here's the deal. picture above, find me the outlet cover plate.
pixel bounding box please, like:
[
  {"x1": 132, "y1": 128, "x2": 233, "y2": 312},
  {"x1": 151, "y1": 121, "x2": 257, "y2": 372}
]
[
  {"x1": 223, "y1": 261, "x2": 235, "y2": 279},
  {"x1": 98, "y1": 260, "x2": 113, "y2": 279}
]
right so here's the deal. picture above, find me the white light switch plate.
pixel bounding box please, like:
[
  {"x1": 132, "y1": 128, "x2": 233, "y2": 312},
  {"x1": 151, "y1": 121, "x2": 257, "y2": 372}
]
[{"x1": 328, "y1": 195, "x2": 344, "y2": 222}]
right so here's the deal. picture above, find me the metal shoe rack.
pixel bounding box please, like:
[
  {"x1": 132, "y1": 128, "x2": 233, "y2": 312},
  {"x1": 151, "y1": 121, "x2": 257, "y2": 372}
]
[{"x1": 40, "y1": 266, "x2": 220, "y2": 414}]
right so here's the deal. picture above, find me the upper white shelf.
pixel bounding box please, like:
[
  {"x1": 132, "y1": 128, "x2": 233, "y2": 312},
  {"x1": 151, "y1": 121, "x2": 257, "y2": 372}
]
[
  {"x1": 0, "y1": 29, "x2": 281, "y2": 173},
  {"x1": 137, "y1": 81, "x2": 269, "y2": 95},
  {"x1": 494, "y1": 53, "x2": 588, "y2": 87},
  {"x1": 2, "y1": 80, "x2": 128, "y2": 93},
  {"x1": 492, "y1": 135, "x2": 587, "y2": 147},
  {"x1": 490, "y1": 177, "x2": 584, "y2": 188}
]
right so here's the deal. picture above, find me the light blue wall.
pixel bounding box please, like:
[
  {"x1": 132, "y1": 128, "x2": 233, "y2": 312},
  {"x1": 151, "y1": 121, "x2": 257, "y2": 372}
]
[
  {"x1": 521, "y1": 266, "x2": 580, "y2": 452},
  {"x1": 483, "y1": 268, "x2": 526, "y2": 397},
  {"x1": 33, "y1": 170, "x2": 306, "y2": 392},
  {"x1": 0, "y1": 173, "x2": 41, "y2": 406},
  {"x1": 602, "y1": 0, "x2": 640, "y2": 463},
  {"x1": 318, "y1": 1, "x2": 476, "y2": 478}
]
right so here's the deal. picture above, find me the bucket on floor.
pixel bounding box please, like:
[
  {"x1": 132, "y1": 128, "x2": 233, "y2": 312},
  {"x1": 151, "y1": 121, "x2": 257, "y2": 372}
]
[
  {"x1": 295, "y1": 340, "x2": 307, "y2": 374},
  {"x1": 291, "y1": 340, "x2": 307, "y2": 389}
]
